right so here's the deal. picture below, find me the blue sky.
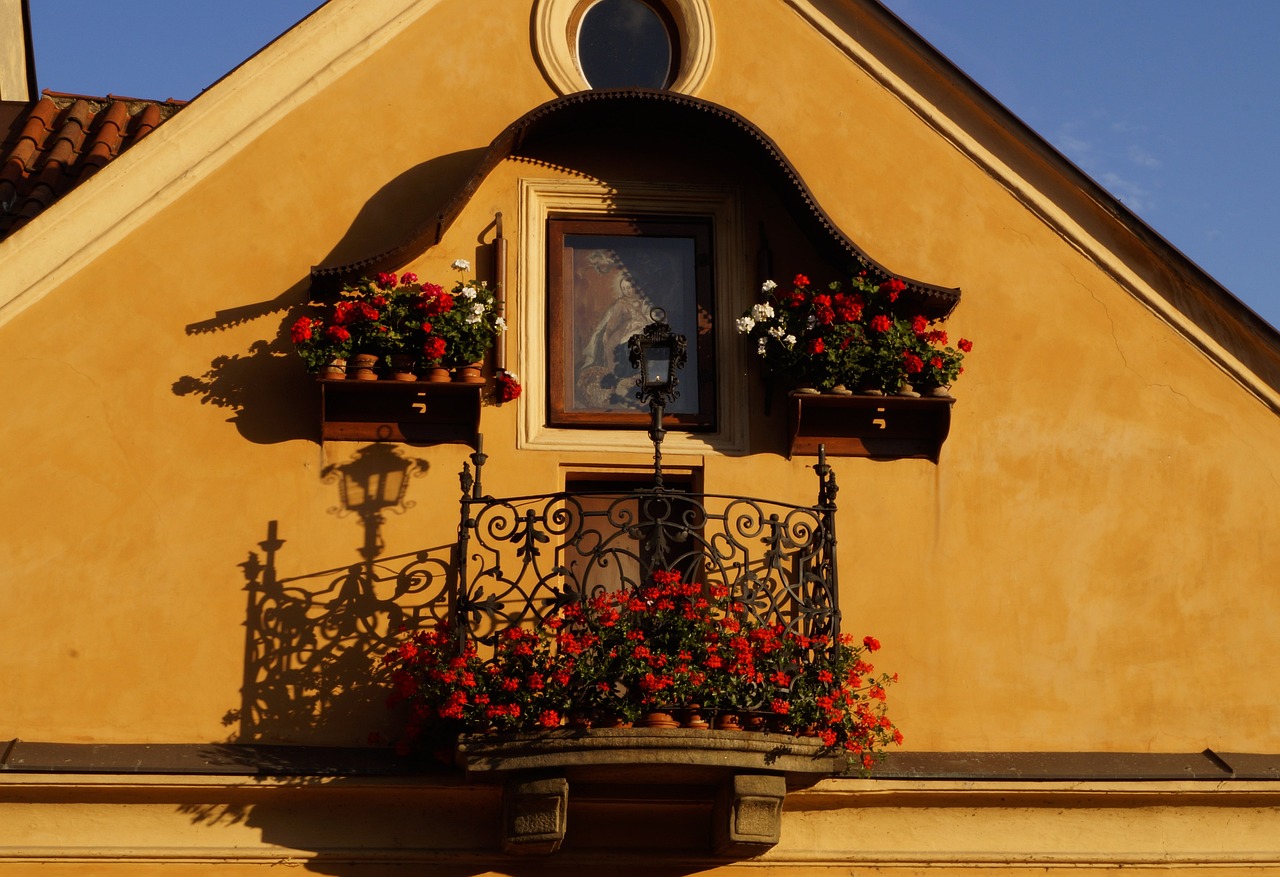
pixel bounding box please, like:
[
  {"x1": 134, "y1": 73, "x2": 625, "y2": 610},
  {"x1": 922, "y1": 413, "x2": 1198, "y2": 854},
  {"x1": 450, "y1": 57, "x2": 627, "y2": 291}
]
[{"x1": 30, "y1": 0, "x2": 1280, "y2": 329}]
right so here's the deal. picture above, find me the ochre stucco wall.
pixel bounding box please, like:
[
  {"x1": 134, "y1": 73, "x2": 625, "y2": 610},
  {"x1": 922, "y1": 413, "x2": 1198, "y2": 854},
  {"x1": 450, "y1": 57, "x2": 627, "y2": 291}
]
[{"x1": 3, "y1": 0, "x2": 1279, "y2": 761}]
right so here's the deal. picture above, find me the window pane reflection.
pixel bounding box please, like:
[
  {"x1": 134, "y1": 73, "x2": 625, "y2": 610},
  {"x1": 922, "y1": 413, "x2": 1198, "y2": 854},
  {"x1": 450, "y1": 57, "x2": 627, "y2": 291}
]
[{"x1": 578, "y1": 0, "x2": 673, "y2": 89}]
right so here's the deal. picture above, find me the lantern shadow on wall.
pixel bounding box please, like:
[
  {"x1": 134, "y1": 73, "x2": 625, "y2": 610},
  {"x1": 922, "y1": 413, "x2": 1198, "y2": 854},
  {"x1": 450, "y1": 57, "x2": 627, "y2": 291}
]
[{"x1": 231, "y1": 444, "x2": 454, "y2": 744}]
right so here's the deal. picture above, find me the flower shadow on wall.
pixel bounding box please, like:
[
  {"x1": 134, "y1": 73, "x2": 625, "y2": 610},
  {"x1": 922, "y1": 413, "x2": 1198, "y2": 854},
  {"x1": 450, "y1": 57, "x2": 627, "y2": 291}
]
[
  {"x1": 172, "y1": 325, "x2": 317, "y2": 445},
  {"x1": 170, "y1": 149, "x2": 487, "y2": 444},
  {"x1": 221, "y1": 445, "x2": 455, "y2": 745}
]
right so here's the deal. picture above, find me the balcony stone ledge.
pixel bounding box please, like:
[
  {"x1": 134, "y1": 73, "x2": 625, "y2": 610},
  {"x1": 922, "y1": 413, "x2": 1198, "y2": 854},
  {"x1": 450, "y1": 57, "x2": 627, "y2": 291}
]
[
  {"x1": 456, "y1": 726, "x2": 843, "y2": 784},
  {"x1": 456, "y1": 727, "x2": 844, "y2": 858}
]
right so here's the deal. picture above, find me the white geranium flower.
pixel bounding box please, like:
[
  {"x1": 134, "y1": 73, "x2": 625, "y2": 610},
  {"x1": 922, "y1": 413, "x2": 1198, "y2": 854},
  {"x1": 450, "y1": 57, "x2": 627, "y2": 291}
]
[
  {"x1": 465, "y1": 313, "x2": 482, "y2": 325},
  {"x1": 471, "y1": 303, "x2": 485, "y2": 315},
  {"x1": 451, "y1": 259, "x2": 471, "y2": 272},
  {"x1": 761, "y1": 279, "x2": 777, "y2": 293},
  {"x1": 783, "y1": 334, "x2": 797, "y2": 347},
  {"x1": 736, "y1": 316, "x2": 755, "y2": 334},
  {"x1": 495, "y1": 315, "x2": 507, "y2": 331},
  {"x1": 459, "y1": 286, "x2": 478, "y2": 300},
  {"x1": 757, "y1": 338, "x2": 768, "y2": 356},
  {"x1": 752, "y1": 302, "x2": 775, "y2": 322}
]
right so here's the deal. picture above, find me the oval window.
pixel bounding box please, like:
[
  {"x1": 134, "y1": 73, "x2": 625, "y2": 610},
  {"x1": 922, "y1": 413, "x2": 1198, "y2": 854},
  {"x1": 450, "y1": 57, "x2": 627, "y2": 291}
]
[{"x1": 577, "y1": 0, "x2": 675, "y2": 90}]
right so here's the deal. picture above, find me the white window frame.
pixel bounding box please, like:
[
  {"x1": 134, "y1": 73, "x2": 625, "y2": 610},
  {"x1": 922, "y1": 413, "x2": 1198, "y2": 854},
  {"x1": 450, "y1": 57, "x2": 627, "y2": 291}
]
[{"x1": 517, "y1": 178, "x2": 748, "y2": 455}]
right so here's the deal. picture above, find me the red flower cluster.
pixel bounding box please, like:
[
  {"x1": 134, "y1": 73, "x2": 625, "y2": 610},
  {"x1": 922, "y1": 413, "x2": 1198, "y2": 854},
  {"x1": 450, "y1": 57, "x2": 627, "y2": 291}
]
[
  {"x1": 421, "y1": 335, "x2": 447, "y2": 364},
  {"x1": 493, "y1": 370, "x2": 522, "y2": 404},
  {"x1": 381, "y1": 571, "x2": 902, "y2": 769},
  {"x1": 739, "y1": 270, "x2": 972, "y2": 394},
  {"x1": 333, "y1": 299, "x2": 380, "y2": 326},
  {"x1": 290, "y1": 316, "x2": 314, "y2": 343}
]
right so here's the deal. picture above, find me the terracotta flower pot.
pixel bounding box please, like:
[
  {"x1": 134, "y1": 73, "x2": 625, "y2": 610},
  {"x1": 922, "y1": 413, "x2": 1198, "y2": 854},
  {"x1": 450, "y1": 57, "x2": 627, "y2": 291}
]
[
  {"x1": 319, "y1": 358, "x2": 347, "y2": 380},
  {"x1": 452, "y1": 361, "x2": 485, "y2": 384},
  {"x1": 640, "y1": 710, "x2": 680, "y2": 729},
  {"x1": 681, "y1": 707, "x2": 709, "y2": 730},
  {"x1": 347, "y1": 352, "x2": 379, "y2": 381},
  {"x1": 424, "y1": 366, "x2": 451, "y2": 383},
  {"x1": 387, "y1": 354, "x2": 418, "y2": 382},
  {"x1": 714, "y1": 713, "x2": 743, "y2": 731}
]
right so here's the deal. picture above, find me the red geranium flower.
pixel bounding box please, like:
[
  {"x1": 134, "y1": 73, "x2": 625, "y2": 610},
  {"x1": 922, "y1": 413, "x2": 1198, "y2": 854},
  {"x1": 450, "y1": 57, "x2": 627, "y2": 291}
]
[
  {"x1": 495, "y1": 371, "x2": 522, "y2": 403},
  {"x1": 422, "y1": 335, "x2": 447, "y2": 363},
  {"x1": 290, "y1": 317, "x2": 313, "y2": 343}
]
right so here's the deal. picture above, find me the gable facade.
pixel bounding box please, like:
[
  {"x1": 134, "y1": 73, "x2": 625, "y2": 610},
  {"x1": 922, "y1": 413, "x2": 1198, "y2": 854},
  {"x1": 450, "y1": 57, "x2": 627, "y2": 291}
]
[{"x1": 2, "y1": 0, "x2": 1278, "y2": 871}]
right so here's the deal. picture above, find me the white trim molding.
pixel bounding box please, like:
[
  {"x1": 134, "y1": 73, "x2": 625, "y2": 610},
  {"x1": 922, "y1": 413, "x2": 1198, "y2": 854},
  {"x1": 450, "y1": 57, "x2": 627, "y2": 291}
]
[
  {"x1": 517, "y1": 177, "x2": 747, "y2": 455},
  {"x1": 533, "y1": 0, "x2": 714, "y2": 96}
]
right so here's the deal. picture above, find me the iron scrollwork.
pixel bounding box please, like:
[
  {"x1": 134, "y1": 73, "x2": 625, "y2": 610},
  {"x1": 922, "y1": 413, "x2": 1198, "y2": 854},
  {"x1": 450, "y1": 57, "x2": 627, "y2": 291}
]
[{"x1": 454, "y1": 447, "x2": 841, "y2": 660}]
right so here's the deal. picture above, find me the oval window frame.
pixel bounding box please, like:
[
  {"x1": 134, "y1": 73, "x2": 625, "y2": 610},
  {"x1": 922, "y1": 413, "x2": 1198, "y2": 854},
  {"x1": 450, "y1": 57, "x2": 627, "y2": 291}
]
[{"x1": 534, "y1": 0, "x2": 714, "y2": 96}]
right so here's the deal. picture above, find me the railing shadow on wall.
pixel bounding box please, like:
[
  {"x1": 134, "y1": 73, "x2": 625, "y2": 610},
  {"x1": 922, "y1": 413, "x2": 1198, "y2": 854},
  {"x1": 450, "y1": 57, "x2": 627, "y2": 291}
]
[
  {"x1": 224, "y1": 444, "x2": 451, "y2": 745},
  {"x1": 176, "y1": 441, "x2": 842, "y2": 869}
]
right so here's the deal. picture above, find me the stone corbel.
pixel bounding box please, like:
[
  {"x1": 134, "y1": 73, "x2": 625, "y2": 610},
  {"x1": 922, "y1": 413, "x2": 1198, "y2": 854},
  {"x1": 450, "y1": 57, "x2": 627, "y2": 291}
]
[
  {"x1": 714, "y1": 773, "x2": 787, "y2": 858},
  {"x1": 501, "y1": 774, "x2": 569, "y2": 856}
]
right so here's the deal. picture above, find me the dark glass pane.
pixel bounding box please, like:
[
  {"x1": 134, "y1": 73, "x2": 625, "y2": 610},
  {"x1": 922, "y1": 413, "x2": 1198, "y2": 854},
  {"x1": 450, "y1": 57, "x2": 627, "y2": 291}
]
[
  {"x1": 578, "y1": 0, "x2": 672, "y2": 90},
  {"x1": 560, "y1": 234, "x2": 699, "y2": 415}
]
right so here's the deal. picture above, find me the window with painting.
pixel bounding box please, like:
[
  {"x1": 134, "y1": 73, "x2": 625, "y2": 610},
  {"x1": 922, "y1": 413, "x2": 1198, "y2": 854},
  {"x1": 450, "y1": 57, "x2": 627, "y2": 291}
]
[{"x1": 547, "y1": 216, "x2": 715, "y2": 429}]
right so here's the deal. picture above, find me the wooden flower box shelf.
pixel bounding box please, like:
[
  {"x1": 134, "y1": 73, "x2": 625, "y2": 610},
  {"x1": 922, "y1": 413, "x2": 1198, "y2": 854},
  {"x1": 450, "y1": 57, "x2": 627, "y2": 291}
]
[
  {"x1": 787, "y1": 391, "x2": 955, "y2": 460},
  {"x1": 319, "y1": 379, "x2": 483, "y2": 445}
]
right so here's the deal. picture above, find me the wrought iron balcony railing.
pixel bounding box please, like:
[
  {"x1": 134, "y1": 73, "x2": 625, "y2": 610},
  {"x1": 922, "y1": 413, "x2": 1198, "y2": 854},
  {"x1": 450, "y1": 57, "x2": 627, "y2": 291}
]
[{"x1": 454, "y1": 446, "x2": 842, "y2": 658}]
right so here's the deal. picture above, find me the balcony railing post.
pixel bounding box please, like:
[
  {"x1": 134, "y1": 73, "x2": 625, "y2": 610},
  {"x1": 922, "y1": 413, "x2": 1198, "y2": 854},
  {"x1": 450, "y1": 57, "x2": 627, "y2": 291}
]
[
  {"x1": 454, "y1": 435, "x2": 488, "y2": 654},
  {"x1": 814, "y1": 444, "x2": 842, "y2": 656}
]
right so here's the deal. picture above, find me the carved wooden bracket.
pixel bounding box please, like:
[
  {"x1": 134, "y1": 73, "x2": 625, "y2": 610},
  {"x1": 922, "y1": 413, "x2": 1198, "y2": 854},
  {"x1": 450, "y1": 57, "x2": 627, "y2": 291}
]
[
  {"x1": 319, "y1": 379, "x2": 482, "y2": 446},
  {"x1": 788, "y1": 391, "x2": 955, "y2": 460}
]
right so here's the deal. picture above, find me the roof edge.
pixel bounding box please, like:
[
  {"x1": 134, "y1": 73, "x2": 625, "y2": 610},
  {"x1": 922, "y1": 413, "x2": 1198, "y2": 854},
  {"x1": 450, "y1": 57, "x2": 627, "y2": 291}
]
[
  {"x1": 0, "y1": 0, "x2": 441, "y2": 332},
  {"x1": 801, "y1": 0, "x2": 1280, "y2": 411}
]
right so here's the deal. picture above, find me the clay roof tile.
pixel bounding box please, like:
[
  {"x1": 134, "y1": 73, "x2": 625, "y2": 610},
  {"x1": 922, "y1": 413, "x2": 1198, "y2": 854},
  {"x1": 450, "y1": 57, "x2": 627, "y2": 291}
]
[
  {"x1": 80, "y1": 100, "x2": 131, "y2": 179},
  {"x1": 0, "y1": 91, "x2": 186, "y2": 241}
]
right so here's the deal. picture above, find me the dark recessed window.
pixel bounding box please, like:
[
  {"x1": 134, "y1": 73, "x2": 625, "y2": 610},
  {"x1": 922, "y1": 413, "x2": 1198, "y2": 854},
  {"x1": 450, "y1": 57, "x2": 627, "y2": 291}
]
[{"x1": 577, "y1": 0, "x2": 674, "y2": 90}]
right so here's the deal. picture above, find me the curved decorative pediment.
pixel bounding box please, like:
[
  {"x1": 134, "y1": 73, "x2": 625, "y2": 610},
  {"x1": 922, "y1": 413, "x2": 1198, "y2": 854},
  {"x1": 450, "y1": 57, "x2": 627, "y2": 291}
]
[{"x1": 312, "y1": 89, "x2": 960, "y2": 318}]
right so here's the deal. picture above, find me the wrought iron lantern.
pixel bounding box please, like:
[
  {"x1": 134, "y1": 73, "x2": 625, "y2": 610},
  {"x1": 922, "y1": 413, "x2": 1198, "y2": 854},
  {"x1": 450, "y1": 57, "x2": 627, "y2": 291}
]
[{"x1": 628, "y1": 308, "x2": 688, "y2": 487}]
